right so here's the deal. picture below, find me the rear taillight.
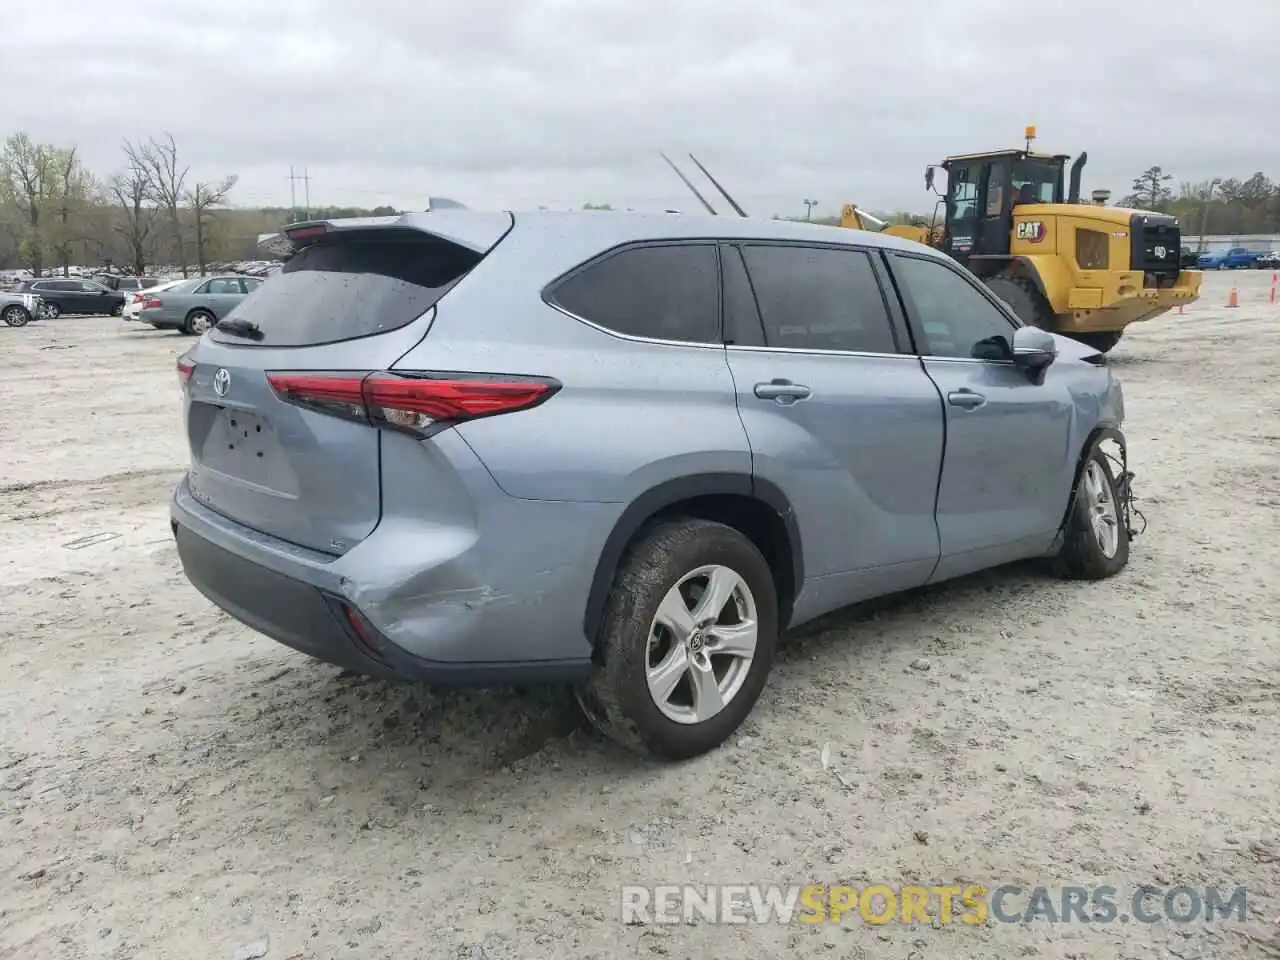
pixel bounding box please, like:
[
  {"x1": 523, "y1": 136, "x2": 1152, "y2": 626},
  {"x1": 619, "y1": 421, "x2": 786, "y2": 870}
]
[
  {"x1": 265, "y1": 371, "x2": 559, "y2": 436},
  {"x1": 132, "y1": 293, "x2": 144, "y2": 303},
  {"x1": 143, "y1": 297, "x2": 163, "y2": 309},
  {"x1": 177, "y1": 356, "x2": 195, "y2": 384}
]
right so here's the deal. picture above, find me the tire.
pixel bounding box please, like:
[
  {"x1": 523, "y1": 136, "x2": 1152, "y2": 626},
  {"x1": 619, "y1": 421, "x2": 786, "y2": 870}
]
[
  {"x1": 1052, "y1": 447, "x2": 1129, "y2": 580},
  {"x1": 110, "y1": 302, "x2": 124, "y2": 317},
  {"x1": 578, "y1": 518, "x2": 779, "y2": 760},
  {"x1": 2, "y1": 304, "x2": 31, "y2": 328},
  {"x1": 44, "y1": 302, "x2": 61, "y2": 319},
  {"x1": 184, "y1": 309, "x2": 215, "y2": 335},
  {"x1": 1069, "y1": 331, "x2": 1124, "y2": 353},
  {"x1": 983, "y1": 274, "x2": 1055, "y2": 329}
]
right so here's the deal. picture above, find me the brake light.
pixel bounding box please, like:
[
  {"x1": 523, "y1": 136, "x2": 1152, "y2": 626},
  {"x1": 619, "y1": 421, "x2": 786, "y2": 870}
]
[
  {"x1": 286, "y1": 224, "x2": 329, "y2": 244},
  {"x1": 132, "y1": 293, "x2": 144, "y2": 303},
  {"x1": 177, "y1": 356, "x2": 195, "y2": 383},
  {"x1": 143, "y1": 297, "x2": 163, "y2": 309},
  {"x1": 265, "y1": 371, "x2": 559, "y2": 435}
]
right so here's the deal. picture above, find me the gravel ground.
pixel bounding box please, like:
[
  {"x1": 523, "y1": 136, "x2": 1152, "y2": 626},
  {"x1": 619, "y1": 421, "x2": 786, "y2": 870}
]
[{"x1": 1, "y1": 271, "x2": 1278, "y2": 960}]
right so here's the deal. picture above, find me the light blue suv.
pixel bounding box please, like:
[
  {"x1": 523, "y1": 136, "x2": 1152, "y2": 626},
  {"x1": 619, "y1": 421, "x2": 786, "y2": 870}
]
[{"x1": 170, "y1": 211, "x2": 1138, "y2": 759}]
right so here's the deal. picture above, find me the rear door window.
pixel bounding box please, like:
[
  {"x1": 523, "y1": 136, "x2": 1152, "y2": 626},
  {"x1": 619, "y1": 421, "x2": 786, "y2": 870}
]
[
  {"x1": 548, "y1": 243, "x2": 720, "y2": 344},
  {"x1": 210, "y1": 229, "x2": 482, "y2": 347},
  {"x1": 739, "y1": 244, "x2": 898, "y2": 353}
]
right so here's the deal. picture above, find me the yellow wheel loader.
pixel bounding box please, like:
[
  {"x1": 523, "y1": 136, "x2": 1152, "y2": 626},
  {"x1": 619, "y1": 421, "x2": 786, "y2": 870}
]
[{"x1": 844, "y1": 128, "x2": 1203, "y2": 352}]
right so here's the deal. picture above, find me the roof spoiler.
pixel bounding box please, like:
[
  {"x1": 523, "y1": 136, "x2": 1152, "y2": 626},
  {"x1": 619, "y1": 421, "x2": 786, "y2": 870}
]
[{"x1": 661, "y1": 153, "x2": 749, "y2": 217}]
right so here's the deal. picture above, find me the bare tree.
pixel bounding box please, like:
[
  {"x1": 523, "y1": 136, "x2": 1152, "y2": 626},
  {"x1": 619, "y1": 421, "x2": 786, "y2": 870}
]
[
  {"x1": 110, "y1": 144, "x2": 159, "y2": 276},
  {"x1": 0, "y1": 132, "x2": 57, "y2": 276},
  {"x1": 131, "y1": 133, "x2": 189, "y2": 275},
  {"x1": 49, "y1": 146, "x2": 96, "y2": 276},
  {"x1": 185, "y1": 175, "x2": 238, "y2": 275}
]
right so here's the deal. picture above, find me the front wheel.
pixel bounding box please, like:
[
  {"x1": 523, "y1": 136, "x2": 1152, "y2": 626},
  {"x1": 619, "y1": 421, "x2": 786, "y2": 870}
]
[
  {"x1": 43, "y1": 302, "x2": 61, "y2": 319},
  {"x1": 578, "y1": 519, "x2": 779, "y2": 759},
  {"x1": 184, "y1": 309, "x2": 215, "y2": 335},
  {"x1": 2, "y1": 304, "x2": 31, "y2": 328},
  {"x1": 1053, "y1": 448, "x2": 1130, "y2": 580},
  {"x1": 110, "y1": 302, "x2": 124, "y2": 317}
]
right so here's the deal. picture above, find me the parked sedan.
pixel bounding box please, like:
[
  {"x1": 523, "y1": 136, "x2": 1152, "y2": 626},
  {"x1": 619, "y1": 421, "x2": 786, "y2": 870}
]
[
  {"x1": 138, "y1": 275, "x2": 264, "y2": 335},
  {"x1": 122, "y1": 278, "x2": 187, "y2": 322},
  {"x1": 18, "y1": 278, "x2": 127, "y2": 317}
]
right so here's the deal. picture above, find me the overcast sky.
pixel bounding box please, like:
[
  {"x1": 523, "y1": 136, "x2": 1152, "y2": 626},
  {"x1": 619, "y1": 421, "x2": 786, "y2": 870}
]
[{"x1": 3, "y1": 0, "x2": 1276, "y2": 218}]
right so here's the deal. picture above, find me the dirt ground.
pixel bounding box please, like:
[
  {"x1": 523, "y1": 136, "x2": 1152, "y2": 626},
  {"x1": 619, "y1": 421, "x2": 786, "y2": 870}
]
[{"x1": 1, "y1": 270, "x2": 1278, "y2": 960}]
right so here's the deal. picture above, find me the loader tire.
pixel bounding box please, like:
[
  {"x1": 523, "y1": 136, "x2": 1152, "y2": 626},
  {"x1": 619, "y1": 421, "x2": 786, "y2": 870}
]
[{"x1": 984, "y1": 274, "x2": 1054, "y2": 330}]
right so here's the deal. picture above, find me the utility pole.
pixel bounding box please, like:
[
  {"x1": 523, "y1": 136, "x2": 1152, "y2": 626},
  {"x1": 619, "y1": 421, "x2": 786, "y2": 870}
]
[
  {"x1": 803, "y1": 199, "x2": 818, "y2": 221},
  {"x1": 1197, "y1": 178, "x2": 1220, "y2": 254},
  {"x1": 287, "y1": 167, "x2": 312, "y2": 220}
]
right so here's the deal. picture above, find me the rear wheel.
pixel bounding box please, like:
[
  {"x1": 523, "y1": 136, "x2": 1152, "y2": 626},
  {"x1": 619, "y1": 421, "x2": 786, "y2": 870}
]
[
  {"x1": 2, "y1": 304, "x2": 31, "y2": 328},
  {"x1": 184, "y1": 309, "x2": 214, "y2": 335},
  {"x1": 983, "y1": 274, "x2": 1054, "y2": 329},
  {"x1": 578, "y1": 518, "x2": 779, "y2": 760}
]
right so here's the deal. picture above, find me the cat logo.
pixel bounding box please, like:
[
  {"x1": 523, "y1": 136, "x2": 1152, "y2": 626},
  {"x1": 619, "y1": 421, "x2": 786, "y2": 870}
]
[{"x1": 1015, "y1": 220, "x2": 1046, "y2": 243}]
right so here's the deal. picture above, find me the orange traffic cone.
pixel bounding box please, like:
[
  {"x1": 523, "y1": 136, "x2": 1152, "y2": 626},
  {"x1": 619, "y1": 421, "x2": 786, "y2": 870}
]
[{"x1": 1226, "y1": 285, "x2": 1239, "y2": 308}]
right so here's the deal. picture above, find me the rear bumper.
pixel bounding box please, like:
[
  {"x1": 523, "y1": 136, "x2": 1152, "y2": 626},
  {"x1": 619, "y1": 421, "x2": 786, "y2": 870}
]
[{"x1": 170, "y1": 471, "x2": 606, "y2": 686}]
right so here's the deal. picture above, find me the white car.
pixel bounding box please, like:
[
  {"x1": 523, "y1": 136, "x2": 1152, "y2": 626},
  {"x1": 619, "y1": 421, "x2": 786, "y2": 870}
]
[{"x1": 122, "y1": 278, "x2": 186, "y2": 322}]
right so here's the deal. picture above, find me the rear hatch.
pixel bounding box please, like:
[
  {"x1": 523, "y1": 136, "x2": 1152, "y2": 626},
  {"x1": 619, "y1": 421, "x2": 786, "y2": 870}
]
[{"x1": 180, "y1": 212, "x2": 513, "y2": 554}]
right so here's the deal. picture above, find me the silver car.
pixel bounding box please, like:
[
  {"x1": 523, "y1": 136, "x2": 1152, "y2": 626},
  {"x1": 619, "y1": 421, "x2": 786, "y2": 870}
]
[
  {"x1": 171, "y1": 211, "x2": 1139, "y2": 759},
  {"x1": 1, "y1": 291, "x2": 48, "y2": 327},
  {"x1": 138, "y1": 275, "x2": 264, "y2": 335}
]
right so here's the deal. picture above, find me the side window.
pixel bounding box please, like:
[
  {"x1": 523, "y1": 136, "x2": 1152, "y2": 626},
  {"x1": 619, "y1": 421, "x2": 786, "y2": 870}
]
[
  {"x1": 739, "y1": 244, "x2": 897, "y2": 354},
  {"x1": 195, "y1": 280, "x2": 213, "y2": 295},
  {"x1": 891, "y1": 255, "x2": 1017, "y2": 360},
  {"x1": 80, "y1": 281, "x2": 104, "y2": 293},
  {"x1": 242, "y1": 278, "x2": 262, "y2": 293},
  {"x1": 207, "y1": 278, "x2": 235, "y2": 294},
  {"x1": 550, "y1": 243, "x2": 719, "y2": 344}
]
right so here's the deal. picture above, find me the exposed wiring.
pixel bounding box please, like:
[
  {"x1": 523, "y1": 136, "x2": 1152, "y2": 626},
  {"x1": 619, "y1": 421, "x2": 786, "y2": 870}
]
[{"x1": 1103, "y1": 446, "x2": 1147, "y2": 540}]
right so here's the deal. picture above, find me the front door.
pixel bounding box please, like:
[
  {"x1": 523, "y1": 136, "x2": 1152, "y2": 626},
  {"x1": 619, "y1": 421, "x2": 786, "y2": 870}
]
[
  {"x1": 720, "y1": 241, "x2": 945, "y2": 620},
  {"x1": 973, "y1": 160, "x2": 1012, "y2": 257},
  {"x1": 886, "y1": 251, "x2": 1077, "y2": 582},
  {"x1": 79, "y1": 281, "x2": 115, "y2": 314}
]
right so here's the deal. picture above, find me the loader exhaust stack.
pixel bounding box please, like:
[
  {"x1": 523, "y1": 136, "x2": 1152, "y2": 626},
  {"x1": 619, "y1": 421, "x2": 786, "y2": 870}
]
[{"x1": 1068, "y1": 152, "x2": 1088, "y2": 204}]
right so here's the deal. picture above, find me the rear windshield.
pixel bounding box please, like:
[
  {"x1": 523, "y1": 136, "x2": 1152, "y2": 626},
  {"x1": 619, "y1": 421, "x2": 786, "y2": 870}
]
[{"x1": 210, "y1": 229, "x2": 481, "y2": 347}]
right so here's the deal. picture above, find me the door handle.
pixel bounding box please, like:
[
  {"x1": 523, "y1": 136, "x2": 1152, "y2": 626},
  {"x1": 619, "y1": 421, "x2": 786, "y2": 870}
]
[
  {"x1": 754, "y1": 380, "x2": 812, "y2": 403},
  {"x1": 947, "y1": 389, "x2": 987, "y2": 409}
]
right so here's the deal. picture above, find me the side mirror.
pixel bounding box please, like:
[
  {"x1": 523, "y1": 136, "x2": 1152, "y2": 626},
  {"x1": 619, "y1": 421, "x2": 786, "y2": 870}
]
[
  {"x1": 925, "y1": 166, "x2": 936, "y2": 193},
  {"x1": 1011, "y1": 325, "x2": 1057, "y2": 379}
]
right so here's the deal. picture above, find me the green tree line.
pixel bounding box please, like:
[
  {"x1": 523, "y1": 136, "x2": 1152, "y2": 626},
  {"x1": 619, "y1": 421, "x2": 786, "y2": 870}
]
[{"x1": 1120, "y1": 165, "x2": 1280, "y2": 237}]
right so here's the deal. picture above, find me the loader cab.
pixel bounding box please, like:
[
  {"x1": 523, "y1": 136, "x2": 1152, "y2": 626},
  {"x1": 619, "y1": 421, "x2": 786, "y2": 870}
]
[{"x1": 936, "y1": 150, "x2": 1068, "y2": 264}]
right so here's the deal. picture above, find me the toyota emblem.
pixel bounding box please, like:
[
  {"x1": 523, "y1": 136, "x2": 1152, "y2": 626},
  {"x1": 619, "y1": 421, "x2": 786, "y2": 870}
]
[{"x1": 212, "y1": 368, "x2": 231, "y2": 398}]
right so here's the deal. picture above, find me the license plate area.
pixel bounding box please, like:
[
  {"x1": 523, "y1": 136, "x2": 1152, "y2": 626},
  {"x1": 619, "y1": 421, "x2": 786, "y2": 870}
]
[{"x1": 197, "y1": 405, "x2": 280, "y2": 484}]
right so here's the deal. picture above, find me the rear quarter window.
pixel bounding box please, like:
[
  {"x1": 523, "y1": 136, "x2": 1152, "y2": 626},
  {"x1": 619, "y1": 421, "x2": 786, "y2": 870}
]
[
  {"x1": 210, "y1": 229, "x2": 482, "y2": 347},
  {"x1": 548, "y1": 243, "x2": 720, "y2": 344}
]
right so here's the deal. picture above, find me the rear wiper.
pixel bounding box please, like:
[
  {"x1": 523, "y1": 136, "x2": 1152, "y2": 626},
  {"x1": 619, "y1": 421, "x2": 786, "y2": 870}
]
[{"x1": 215, "y1": 318, "x2": 264, "y2": 341}]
